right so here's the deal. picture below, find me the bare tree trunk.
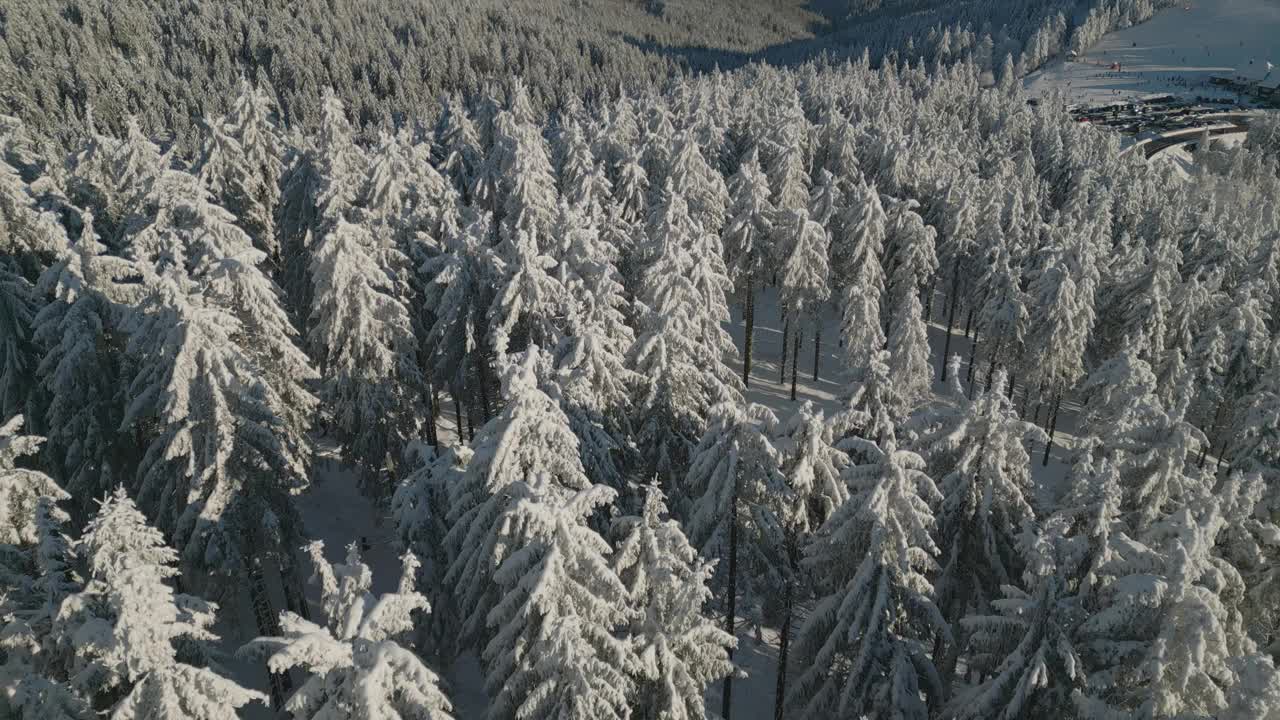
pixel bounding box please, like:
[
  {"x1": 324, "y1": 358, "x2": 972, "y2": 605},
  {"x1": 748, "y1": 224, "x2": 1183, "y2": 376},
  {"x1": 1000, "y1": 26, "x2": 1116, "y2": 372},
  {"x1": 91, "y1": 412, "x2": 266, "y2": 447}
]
[
  {"x1": 1042, "y1": 393, "x2": 1062, "y2": 466},
  {"x1": 472, "y1": 353, "x2": 492, "y2": 423},
  {"x1": 791, "y1": 329, "x2": 801, "y2": 401},
  {"x1": 812, "y1": 324, "x2": 821, "y2": 382},
  {"x1": 966, "y1": 330, "x2": 980, "y2": 400},
  {"x1": 940, "y1": 265, "x2": 960, "y2": 381},
  {"x1": 423, "y1": 381, "x2": 439, "y2": 450},
  {"x1": 984, "y1": 337, "x2": 1003, "y2": 394},
  {"x1": 964, "y1": 307, "x2": 974, "y2": 339},
  {"x1": 721, "y1": 511, "x2": 740, "y2": 720},
  {"x1": 780, "y1": 317, "x2": 790, "y2": 385},
  {"x1": 774, "y1": 535, "x2": 799, "y2": 720},
  {"x1": 451, "y1": 384, "x2": 465, "y2": 444},
  {"x1": 743, "y1": 279, "x2": 756, "y2": 388},
  {"x1": 923, "y1": 280, "x2": 936, "y2": 322}
]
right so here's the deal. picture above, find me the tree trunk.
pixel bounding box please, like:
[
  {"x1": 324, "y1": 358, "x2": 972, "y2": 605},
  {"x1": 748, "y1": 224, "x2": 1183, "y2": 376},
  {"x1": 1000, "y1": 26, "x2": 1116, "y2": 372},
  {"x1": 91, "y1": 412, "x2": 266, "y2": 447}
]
[
  {"x1": 812, "y1": 324, "x2": 821, "y2": 382},
  {"x1": 1042, "y1": 393, "x2": 1062, "y2": 466},
  {"x1": 774, "y1": 534, "x2": 799, "y2": 720},
  {"x1": 423, "y1": 381, "x2": 439, "y2": 450},
  {"x1": 923, "y1": 280, "x2": 936, "y2": 322},
  {"x1": 940, "y1": 265, "x2": 960, "y2": 381},
  {"x1": 779, "y1": 317, "x2": 790, "y2": 385},
  {"x1": 472, "y1": 353, "x2": 492, "y2": 423},
  {"x1": 721, "y1": 511, "x2": 740, "y2": 720},
  {"x1": 966, "y1": 330, "x2": 980, "y2": 400},
  {"x1": 791, "y1": 329, "x2": 801, "y2": 401},
  {"x1": 963, "y1": 306, "x2": 974, "y2": 339},
  {"x1": 1007, "y1": 372, "x2": 1016, "y2": 400},
  {"x1": 451, "y1": 384, "x2": 465, "y2": 444},
  {"x1": 743, "y1": 280, "x2": 756, "y2": 388},
  {"x1": 249, "y1": 561, "x2": 292, "y2": 709},
  {"x1": 984, "y1": 337, "x2": 1003, "y2": 394}
]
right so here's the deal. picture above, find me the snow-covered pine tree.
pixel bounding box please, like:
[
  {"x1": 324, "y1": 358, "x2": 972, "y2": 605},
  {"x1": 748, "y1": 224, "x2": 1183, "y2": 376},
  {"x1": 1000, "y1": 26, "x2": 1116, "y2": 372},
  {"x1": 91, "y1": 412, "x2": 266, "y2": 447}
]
[
  {"x1": 486, "y1": 204, "x2": 572, "y2": 357},
  {"x1": 0, "y1": 149, "x2": 67, "y2": 425},
  {"x1": 611, "y1": 483, "x2": 736, "y2": 720},
  {"x1": 308, "y1": 218, "x2": 423, "y2": 486},
  {"x1": 51, "y1": 488, "x2": 265, "y2": 718},
  {"x1": 974, "y1": 233, "x2": 1029, "y2": 396},
  {"x1": 786, "y1": 427, "x2": 947, "y2": 720},
  {"x1": 240, "y1": 542, "x2": 455, "y2": 720},
  {"x1": 613, "y1": 148, "x2": 650, "y2": 225},
  {"x1": 0, "y1": 415, "x2": 67, "y2": 547},
  {"x1": 776, "y1": 208, "x2": 831, "y2": 399},
  {"x1": 723, "y1": 149, "x2": 775, "y2": 387},
  {"x1": 685, "y1": 402, "x2": 786, "y2": 720}
]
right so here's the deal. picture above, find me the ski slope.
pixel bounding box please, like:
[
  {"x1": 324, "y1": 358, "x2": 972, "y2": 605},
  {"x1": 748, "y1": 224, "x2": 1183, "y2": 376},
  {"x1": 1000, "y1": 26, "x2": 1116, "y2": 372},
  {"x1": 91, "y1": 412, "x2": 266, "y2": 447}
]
[{"x1": 1026, "y1": 0, "x2": 1280, "y2": 106}]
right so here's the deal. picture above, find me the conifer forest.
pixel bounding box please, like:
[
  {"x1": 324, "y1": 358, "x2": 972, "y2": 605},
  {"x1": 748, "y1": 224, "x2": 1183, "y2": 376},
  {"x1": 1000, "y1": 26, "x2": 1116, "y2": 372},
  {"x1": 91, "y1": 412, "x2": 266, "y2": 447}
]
[{"x1": 4, "y1": 1, "x2": 1280, "y2": 718}]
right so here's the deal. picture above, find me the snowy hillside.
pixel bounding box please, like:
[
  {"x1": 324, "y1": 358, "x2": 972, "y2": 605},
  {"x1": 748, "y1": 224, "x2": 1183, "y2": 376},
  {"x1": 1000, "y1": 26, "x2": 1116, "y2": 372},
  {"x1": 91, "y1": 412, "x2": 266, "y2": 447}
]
[{"x1": 1027, "y1": 0, "x2": 1280, "y2": 105}]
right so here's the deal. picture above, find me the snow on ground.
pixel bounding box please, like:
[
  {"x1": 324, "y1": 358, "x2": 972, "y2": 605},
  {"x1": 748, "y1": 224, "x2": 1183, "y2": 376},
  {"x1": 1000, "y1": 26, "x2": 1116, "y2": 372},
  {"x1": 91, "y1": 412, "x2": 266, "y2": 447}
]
[
  {"x1": 287, "y1": 285, "x2": 1080, "y2": 716},
  {"x1": 1026, "y1": 0, "x2": 1280, "y2": 106}
]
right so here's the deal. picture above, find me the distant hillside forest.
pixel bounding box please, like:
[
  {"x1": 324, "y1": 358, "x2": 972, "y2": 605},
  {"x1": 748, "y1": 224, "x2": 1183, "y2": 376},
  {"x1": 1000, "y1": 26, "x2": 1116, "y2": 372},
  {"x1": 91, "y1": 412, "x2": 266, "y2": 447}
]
[{"x1": 0, "y1": 0, "x2": 1174, "y2": 152}]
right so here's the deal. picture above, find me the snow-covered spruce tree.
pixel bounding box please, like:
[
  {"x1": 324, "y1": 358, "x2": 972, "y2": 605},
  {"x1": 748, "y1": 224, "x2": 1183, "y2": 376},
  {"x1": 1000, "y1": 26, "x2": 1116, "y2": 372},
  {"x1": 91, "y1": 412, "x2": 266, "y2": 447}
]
[
  {"x1": 442, "y1": 350, "x2": 632, "y2": 720},
  {"x1": 1072, "y1": 492, "x2": 1280, "y2": 718},
  {"x1": 313, "y1": 89, "x2": 368, "y2": 225},
  {"x1": 65, "y1": 117, "x2": 164, "y2": 248},
  {"x1": 487, "y1": 206, "x2": 573, "y2": 358},
  {"x1": 834, "y1": 180, "x2": 888, "y2": 383},
  {"x1": 0, "y1": 148, "x2": 67, "y2": 426},
  {"x1": 776, "y1": 208, "x2": 831, "y2": 399},
  {"x1": 127, "y1": 168, "x2": 318, "y2": 456},
  {"x1": 419, "y1": 210, "x2": 500, "y2": 436},
  {"x1": 434, "y1": 93, "x2": 483, "y2": 202},
  {"x1": 240, "y1": 542, "x2": 455, "y2": 720},
  {"x1": 1024, "y1": 227, "x2": 1097, "y2": 464},
  {"x1": 390, "y1": 441, "x2": 472, "y2": 657},
  {"x1": 308, "y1": 218, "x2": 423, "y2": 487},
  {"x1": 882, "y1": 199, "x2": 938, "y2": 320},
  {"x1": 557, "y1": 117, "x2": 613, "y2": 222},
  {"x1": 723, "y1": 149, "x2": 776, "y2": 387},
  {"x1": 50, "y1": 488, "x2": 264, "y2": 718},
  {"x1": 786, "y1": 427, "x2": 947, "y2": 720},
  {"x1": 946, "y1": 518, "x2": 1086, "y2": 720},
  {"x1": 974, "y1": 233, "x2": 1029, "y2": 396},
  {"x1": 552, "y1": 203, "x2": 640, "y2": 495},
  {"x1": 630, "y1": 183, "x2": 743, "y2": 485},
  {"x1": 445, "y1": 350, "x2": 603, "y2": 637},
  {"x1": 31, "y1": 214, "x2": 136, "y2": 505},
  {"x1": 612, "y1": 483, "x2": 736, "y2": 720},
  {"x1": 685, "y1": 402, "x2": 786, "y2": 720},
  {"x1": 119, "y1": 268, "x2": 310, "y2": 686},
  {"x1": 0, "y1": 418, "x2": 86, "y2": 720},
  {"x1": 771, "y1": 400, "x2": 849, "y2": 716},
  {"x1": 886, "y1": 283, "x2": 933, "y2": 412},
  {"x1": 910, "y1": 366, "x2": 1045, "y2": 657},
  {"x1": 667, "y1": 130, "x2": 728, "y2": 237},
  {"x1": 613, "y1": 148, "x2": 650, "y2": 225},
  {"x1": 196, "y1": 78, "x2": 283, "y2": 261}
]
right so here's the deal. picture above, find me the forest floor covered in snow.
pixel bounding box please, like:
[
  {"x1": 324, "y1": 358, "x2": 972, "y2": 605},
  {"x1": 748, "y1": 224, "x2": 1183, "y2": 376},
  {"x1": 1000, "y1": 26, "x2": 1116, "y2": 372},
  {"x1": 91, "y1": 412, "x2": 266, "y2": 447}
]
[
  {"x1": 280, "y1": 286, "x2": 1079, "y2": 718},
  {"x1": 1025, "y1": 0, "x2": 1280, "y2": 106}
]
